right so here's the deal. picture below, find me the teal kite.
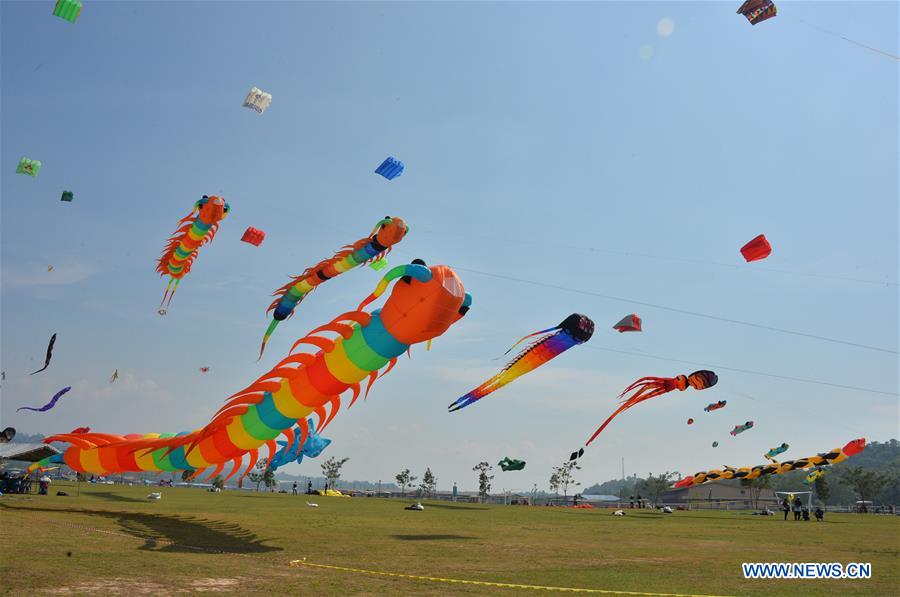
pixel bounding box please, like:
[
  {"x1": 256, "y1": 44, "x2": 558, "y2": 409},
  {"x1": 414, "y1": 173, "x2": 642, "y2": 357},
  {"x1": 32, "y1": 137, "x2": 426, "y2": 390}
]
[{"x1": 498, "y1": 457, "x2": 526, "y2": 471}]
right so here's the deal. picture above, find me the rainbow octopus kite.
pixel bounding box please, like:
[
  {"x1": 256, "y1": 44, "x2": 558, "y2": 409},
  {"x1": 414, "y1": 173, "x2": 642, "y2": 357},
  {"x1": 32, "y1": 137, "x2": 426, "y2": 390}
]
[
  {"x1": 570, "y1": 370, "x2": 718, "y2": 460},
  {"x1": 29, "y1": 260, "x2": 472, "y2": 484},
  {"x1": 448, "y1": 314, "x2": 595, "y2": 412},
  {"x1": 675, "y1": 439, "x2": 865, "y2": 487},
  {"x1": 259, "y1": 217, "x2": 409, "y2": 359},
  {"x1": 156, "y1": 195, "x2": 230, "y2": 314}
]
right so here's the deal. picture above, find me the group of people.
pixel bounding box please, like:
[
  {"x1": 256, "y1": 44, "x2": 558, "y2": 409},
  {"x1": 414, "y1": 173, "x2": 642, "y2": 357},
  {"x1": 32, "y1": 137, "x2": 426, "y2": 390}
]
[
  {"x1": 782, "y1": 497, "x2": 825, "y2": 522},
  {"x1": 291, "y1": 481, "x2": 315, "y2": 495}
]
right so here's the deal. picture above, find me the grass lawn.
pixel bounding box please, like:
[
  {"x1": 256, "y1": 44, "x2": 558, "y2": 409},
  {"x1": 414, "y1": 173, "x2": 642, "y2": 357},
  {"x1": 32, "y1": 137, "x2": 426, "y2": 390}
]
[{"x1": 1, "y1": 483, "x2": 897, "y2": 595}]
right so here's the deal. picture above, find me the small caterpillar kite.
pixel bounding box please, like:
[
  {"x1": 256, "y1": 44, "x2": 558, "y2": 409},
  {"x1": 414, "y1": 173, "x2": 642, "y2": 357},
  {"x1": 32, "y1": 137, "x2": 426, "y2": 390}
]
[
  {"x1": 28, "y1": 260, "x2": 472, "y2": 484},
  {"x1": 675, "y1": 439, "x2": 865, "y2": 487},
  {"x1": 704, "y1": 400, "x2": 727, "y2": 412},
  {"x1": 448, "y1": 313, "x2": 595, "y2": 412},
  {"x1": 156, "y1": 195, "x2": 230, "y2": 313},
  {"x1": 730, "y1": 421, "x2": 754, "y2": 436},
  {"x1": 259, "y1": 216, "x2": 409, "y2": 359},
  {"x1": 570, "y1": 370, "x2": 718, "y2": 460}
]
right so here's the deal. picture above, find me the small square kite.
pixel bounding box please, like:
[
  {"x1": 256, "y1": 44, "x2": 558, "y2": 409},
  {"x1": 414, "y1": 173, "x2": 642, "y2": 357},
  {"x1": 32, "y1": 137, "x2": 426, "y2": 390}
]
[
  {"x1": 16, "y1": 157, "x2": 41, "y2": 177},
  {"x1": 53, "y1": 0, "x2": 82, "y2": 23}
]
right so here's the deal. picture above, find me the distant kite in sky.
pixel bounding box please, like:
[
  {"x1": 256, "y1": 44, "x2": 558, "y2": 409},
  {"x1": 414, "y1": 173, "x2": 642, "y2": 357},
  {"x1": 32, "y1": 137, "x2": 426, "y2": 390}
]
[
  {"x1": 764, "y1": 442, "x2": 789, "y2": 462},
  {"x1": 1, "y1": 428, "x2": 16, "y2": 443},
  {"x1": 53, "y1": 0, "x2": 82, "y2": 23},
  {"x1": 712, "y1": 441, "x2": 719, "y2": 448},
  {"x1": 676, "y1": 439, "x2": 866, "y2": 488},
  {"x1": 110, "y1": 369, "x2": 119, "y2": 383},
  {"x1": 60, "y1": 191, "x2": 74, "y2": 202},
  {"x1": 260, "y1": 217, "x2": 409, "y2": 359},
  {"x1": 571, "y1": 370, "x2": 718, "y2": 460},
  {"x1": 242, "y1": 86, "x2": 272, "y2": 114},
  {"x1": 740, "y1": 234, "x2": 772, "y2": 262},
  {"x1": 737, "y1": 0, "x2": 776, "y2": 26},
  {"x1": 499, "y1": 457, "x2": 526, "y2": 471},
  {"x1": 16, "y1": 157, "x2": 41, "y2": 177},
  {"x1": 704, "y1": 400, "x2": 727, "y2": 412},
  {"x1": 448, "y1": 314, "x2": 595, "y2": 413},
  {"x1": 47, "y1": 265, "x2": 54, "y2": 272},
  {"x1": 375, "y1": 156, "x2": 404, "y2": 180},
  {"x1": 30, "y1": 333, "x2": 57, "y2": 375},
  {"x1": 241, "y1": 227, "x2": 266, "y2": 247},
  {"x1": 18, "y1": 387, "x2": 72, "y2": 413},
  {"x1": 157, "y1": 195, "x2": 229, "y2": 312},
  {"x1": 687, "y1": 418, "x2": 694, "y2": 425},
  {"x1": 730, "y1": 421, "x2": 754, "y2": 436},
  {"x1": 613, "y1": 314, "x2": 642, "y2": 333},
  {"x1": 200, "y1": 367, "x2": 210, "y2": 373}
]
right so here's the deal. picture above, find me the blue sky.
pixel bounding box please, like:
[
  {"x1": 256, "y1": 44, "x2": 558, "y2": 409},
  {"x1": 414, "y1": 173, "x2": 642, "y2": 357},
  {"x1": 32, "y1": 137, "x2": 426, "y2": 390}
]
[{"x1": 2, "y1": 1, "x2": 897, "y2": 492}]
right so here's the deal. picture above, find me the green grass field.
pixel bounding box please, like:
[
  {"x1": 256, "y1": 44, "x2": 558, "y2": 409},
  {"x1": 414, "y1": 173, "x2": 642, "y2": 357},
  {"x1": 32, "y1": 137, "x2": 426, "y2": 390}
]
[{"x1": 1, "y1": 483, "x2": 897, "y2": 596}]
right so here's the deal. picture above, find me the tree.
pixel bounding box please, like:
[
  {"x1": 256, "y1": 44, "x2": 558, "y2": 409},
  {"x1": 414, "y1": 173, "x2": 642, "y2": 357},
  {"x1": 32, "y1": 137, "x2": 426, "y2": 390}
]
[
  {"x1": 211, "y1": 475, "x2": 225, "y2": 490},
  {"x1": 419, "y1": 467, "x2": 436, "y2": 498},
  {"x1": 473, "y1": 462, "x2": 494, "y2": 501},
  {"x1": 639, "y1": 472, "x2": 676, "y2": 506},
  {"x1": 395, "y1": 469, "x2": 416, "y2": 496},
  {"x1": 839, "y1": 466, "x2": 891, "y2": 504},
  {"x1": 321, "y1": 457, "x2": 350, "y2": 491},
  {"x1": 813, "y1": 474, "x2": 830, "y2": 505},
  {"x1": 181, "y1": 469, "x2": 193, "y2": 483},
  {"x1": 549, "y1": 471, "x2": 560, "y2": 497},
  {"x1": 263, "y1": 459, "x2": 277, "y2": 491},
  {"x1": 740, "y1": 475, "x2": 772, "y2": 509},
  {"x1": 551, "y1": 462, "x2": 581, "y2": 498}
]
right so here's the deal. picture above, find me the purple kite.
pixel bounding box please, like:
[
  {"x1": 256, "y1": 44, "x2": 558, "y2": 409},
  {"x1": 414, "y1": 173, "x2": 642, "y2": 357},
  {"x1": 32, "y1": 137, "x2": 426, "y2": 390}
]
[{"x1": 17, "y1": 387, "x2": 71, "y2": 413}]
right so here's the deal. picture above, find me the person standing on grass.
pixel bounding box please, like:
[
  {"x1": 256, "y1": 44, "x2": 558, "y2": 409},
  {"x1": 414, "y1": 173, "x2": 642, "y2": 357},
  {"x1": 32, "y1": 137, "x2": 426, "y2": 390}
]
[
  {"x1": 792, "y1": 497, "x2": 802, "y2": 521},
  {"x1": 781, "y1": 498, "x2": 790, "y2": 521},
  {"x1": 292, "y1": 481, "x2": 298, "y2": 495}
]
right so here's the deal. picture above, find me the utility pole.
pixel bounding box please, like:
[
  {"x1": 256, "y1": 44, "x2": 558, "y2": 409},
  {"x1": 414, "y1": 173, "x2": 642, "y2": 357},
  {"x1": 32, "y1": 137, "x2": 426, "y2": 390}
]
[{"x1": 621, "y1": 456, "x2": 625, "y2": 481}]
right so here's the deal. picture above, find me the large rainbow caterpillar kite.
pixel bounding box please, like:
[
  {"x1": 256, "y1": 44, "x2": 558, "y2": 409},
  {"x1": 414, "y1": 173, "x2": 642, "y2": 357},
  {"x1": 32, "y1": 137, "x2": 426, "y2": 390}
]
[
  {"x1": 156, "y1": 195, "x2": 230, "y2": 313},
  {"x1": 674, "y1": 438, "x2": 866, "y2": 487},
  {"x1": 29, "y1": 260, "x2": 471, "y2": 484},
  {"x1": 570, "y1": 370, "x2": 719, "y2": 460},
  {"x1": 448, "y1": 313, "x2": 594, "y2": 412},
  {"x1": 259, "y1": 216, "x2": 409, "y2": 359}
]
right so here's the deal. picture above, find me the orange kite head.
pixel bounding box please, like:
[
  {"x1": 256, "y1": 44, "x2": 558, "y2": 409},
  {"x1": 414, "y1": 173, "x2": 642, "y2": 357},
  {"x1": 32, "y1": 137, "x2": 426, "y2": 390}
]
[
  {"x1": 373, "y1": 216, "x2": 409, "y2": 248},
  {"x1": 378, "y1": 259, "x2": 472, "y2": 345},
  {"x1": 195, "y1": 195, "x2": 230, "y2": 225},
  {"x1": 842, "y1": 438, "x2": 867, "y2": 457}
]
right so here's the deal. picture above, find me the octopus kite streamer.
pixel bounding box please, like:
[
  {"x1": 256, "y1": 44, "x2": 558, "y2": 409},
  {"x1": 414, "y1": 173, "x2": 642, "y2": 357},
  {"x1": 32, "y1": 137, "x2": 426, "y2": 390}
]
[
  {"x1": 156, "y1": 195, "x2": 230, "y2": 313},
  {"x1": 674, "y1": 439, "x2": 866, "y2": 487},
  {"x1": 28, "y1": 260, "x2": 472, "y2": 483},
  {"x1": 570, "y1": 370, "x2": 718, "y2": 460},
  {"x1": 259, "y1": 216, "x2": 409, "y2": 359},
  {"x1": 448, "y1": 314, "x2": 595, "y2": 412}
]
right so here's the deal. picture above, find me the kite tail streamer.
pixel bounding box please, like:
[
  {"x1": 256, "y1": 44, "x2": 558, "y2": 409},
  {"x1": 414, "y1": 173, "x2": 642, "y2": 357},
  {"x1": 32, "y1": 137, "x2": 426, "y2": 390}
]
[{"x1": 29, "y1": 260, "x2": 472, "y2": 483}]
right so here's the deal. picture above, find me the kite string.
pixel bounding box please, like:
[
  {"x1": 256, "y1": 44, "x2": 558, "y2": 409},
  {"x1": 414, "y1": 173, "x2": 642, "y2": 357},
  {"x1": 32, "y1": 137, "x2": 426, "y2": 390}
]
[
  {"x1": 454, "y1": 267, "x2": 899, "y2": 356},
  {"x1": 796, "y1": 17, "x2": 900, "y2": 61},
  {"x1": 585, "y1": 345, "x2": 897, "y2": 397}
]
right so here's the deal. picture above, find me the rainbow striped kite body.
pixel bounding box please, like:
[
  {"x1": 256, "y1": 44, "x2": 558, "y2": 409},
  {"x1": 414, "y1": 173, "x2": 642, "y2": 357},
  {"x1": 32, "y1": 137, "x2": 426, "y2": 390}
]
[
  {"x1": 29, "y1": 262, "x2": 471, "y2": 485},
  {"x1": 449, "y1": 314, "x2": 594, "y2": 412}
]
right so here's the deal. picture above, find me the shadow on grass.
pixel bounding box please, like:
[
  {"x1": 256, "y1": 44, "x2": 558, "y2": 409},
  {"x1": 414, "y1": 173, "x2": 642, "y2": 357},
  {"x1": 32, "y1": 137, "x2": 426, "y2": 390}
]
[
  {"x1": 422, "y1": 502, "x2": 489, "y2": 511},
  {"x1": 0, "y1": 503, "x2": 281, "y2": 554},
  {"x1": 392, "y1": 534, "x2": 476, "y2": 541},
  {"x1": 83, "y1": 491, "x2": 148, "y2": 504}
]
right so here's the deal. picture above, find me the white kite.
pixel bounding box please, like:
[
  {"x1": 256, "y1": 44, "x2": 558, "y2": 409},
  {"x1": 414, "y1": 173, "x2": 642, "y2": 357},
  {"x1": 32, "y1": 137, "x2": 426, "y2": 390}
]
[{"x1": 242, "y1": 86, "x2": 272, "y2": 114}]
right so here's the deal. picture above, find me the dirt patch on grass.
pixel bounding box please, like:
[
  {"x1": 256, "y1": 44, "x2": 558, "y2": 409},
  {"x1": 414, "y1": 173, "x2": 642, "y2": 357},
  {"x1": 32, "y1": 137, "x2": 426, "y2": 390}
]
[{"x1": 43, "y1": 577, "x2": 246, "y2": 594}]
